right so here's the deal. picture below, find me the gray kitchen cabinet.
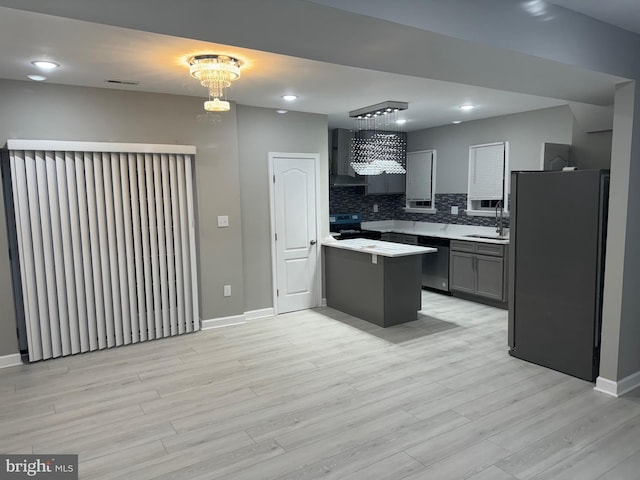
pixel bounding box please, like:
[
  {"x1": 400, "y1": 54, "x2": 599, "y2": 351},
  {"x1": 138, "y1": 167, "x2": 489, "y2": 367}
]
[
  {"x1": 450, "y1": 251, "x2": 475, "y2": 294},
  {"x1": 366, "y1": 173, "x2": 406, "y2": 194},
  {"x1": 401, "y1": 234, "x2": 418, "y2": 245},
  {"x1": 386, "y1": 173, "x2": 406, "y2": 194},
  {"x1": 450, "y1": 240, "x2": 507, "y2": 304},
  {"x1": 475, "y1": 255, "x2": 505, "y2": 300},
  {"x1": 365, "y1": 173, "x2": 386, "y2": 194},
  {"x1": 381, "y1": 232, "x2": 403, "y2": 243}
]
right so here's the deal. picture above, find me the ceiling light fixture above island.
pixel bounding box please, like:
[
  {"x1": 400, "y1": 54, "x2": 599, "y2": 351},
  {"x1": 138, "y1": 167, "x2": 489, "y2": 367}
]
[{"x1": 349, "y1": 100, "x2": 408, "y2": 176}]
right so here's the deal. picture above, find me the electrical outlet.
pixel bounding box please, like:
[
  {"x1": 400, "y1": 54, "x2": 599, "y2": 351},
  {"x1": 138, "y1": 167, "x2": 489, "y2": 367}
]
[
  {"x1": 373, "y1": 204, "x2": 378, "y2": 213},
  {"x1": 217, "y1": 215, "x2": 229, "y2": 227},
  {"x1": 223, "y1": 285, "x2": 231, "y2": 297},
  {"x1": 451, "y1": 206, "x2": 459, "y2": 215}
]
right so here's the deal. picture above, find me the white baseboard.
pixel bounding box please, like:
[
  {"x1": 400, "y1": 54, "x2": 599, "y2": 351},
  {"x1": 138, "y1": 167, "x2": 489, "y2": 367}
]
[
  {"x1": 201, "y1": 308, "x2": 275, "y2": 330},
  {"x1": 245, "y1": 308, "x2": 274, "y2": 321},
  {"x1": 201, "y1": 315, "x2": 246, "y2": 330},
  {"x1": 0, "y1": 353, "x2": 22, "y2": 369},
  {"x1": 594, "y1": 377, "x2": 617, "y2": 397},
  {"x1": 595, "y1": 370, "x2": 640, "y2": 397}
]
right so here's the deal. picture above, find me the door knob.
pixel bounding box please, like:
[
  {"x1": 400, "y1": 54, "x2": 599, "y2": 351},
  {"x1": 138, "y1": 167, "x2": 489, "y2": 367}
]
[{"x1": 310, "y1": 240, "x2": 317, "y2": 246}]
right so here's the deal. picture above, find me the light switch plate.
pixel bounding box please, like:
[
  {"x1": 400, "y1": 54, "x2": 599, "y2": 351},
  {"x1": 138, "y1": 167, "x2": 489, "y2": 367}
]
[
  {"x1": 223, "y1": 285, "x2": 231, "y2": 297},
  {"x1": 217, "y1": 215, "x2": 229, "y2": 227},
  {"x1": 373, "y1": 204, "x2": 378, "y2": 213}
]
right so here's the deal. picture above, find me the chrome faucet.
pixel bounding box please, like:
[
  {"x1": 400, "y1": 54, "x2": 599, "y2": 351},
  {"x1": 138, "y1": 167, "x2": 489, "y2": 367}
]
[{"x1": 495, "y1": 200, "x2": 505, "y2": 236}]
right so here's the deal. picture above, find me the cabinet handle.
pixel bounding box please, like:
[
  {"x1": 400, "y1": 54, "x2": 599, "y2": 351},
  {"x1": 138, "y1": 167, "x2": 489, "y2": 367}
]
[{"x1": 310, "y1": 240, "x2": 317, "y2": 246}]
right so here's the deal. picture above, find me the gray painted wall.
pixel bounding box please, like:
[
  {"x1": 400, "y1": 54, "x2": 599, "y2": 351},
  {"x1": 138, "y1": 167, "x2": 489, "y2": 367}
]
[
  {"x1": 0, "y1": 79, "x2": 328, "y2": 356},
  {"x1": 617, "y1": 82, "x2": 640, "y2": 380},
  {"x1": 408, "y1": 106, "x2": 574, "y2": 193},
  {"x1": 571, "y1": 128, "x2": 612, "y2": 170},
  {"x1": 601, "y1": 81, "x2": 640, "y2": 380},
  {"x1": 236, "y1": 105, "x2": 328, "y2": 312}
]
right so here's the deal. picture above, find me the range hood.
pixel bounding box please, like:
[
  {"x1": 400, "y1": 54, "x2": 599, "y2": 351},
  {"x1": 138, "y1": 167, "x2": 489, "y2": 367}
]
[{"x1": 330, "y1": 128, "x2": 365, "y2": 186}]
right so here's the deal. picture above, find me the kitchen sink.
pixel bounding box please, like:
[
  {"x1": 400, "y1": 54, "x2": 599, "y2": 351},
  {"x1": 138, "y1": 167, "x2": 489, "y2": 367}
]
[{"x1": 465, "y1": 234, "x2": 508, "y2": 240}]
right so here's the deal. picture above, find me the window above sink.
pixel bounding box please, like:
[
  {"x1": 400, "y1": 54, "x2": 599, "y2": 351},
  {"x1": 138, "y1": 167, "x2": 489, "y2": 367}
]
[{"x1": 466, "y1": 141, "x2": 510, "y2": 217}]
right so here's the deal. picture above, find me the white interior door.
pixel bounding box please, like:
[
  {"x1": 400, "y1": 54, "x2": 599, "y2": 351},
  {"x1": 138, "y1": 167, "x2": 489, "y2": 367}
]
[{"x1": 269, "y1": 153, "x2": 319, "y2": 314}]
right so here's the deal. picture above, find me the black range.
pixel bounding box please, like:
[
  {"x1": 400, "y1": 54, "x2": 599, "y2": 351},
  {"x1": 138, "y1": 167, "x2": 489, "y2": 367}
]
[{"x1": 329, "y1": 213, "x2": 381, "y2": 240}]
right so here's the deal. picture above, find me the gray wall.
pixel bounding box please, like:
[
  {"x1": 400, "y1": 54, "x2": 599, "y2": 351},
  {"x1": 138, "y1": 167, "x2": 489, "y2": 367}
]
[
  {"x1": 0, "y1": 79, "x2": 328, "y2": 356},
  {"x1": 601, "y1": 81, "x2": 640, "y2": 380},
  {"x1": 236, "y1": 105, "x2": 328, "y2": 312},
  {"x1": 571, "y1": 128, "x2": 612, "y2": 170},
  {"x1": 407, "y1": 106, "x2": 574, "y2": 193},
  {"x1": 616, "y1": 82, "x2": 640, "y2": 379}
]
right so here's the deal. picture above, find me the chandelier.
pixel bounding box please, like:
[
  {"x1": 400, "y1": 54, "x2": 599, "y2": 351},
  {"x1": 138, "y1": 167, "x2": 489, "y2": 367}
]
[
  {"x1": 189, "y1": 54, "x2": 241, "y2": 112},
  {"x1": 349, "y1": 101, "x2": 408, "y2": 175}
]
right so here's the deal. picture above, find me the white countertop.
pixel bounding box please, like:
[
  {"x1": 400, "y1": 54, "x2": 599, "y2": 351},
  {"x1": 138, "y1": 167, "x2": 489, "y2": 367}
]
[
  {"x1": 361, "y1": 220, "x2": 509, "y2": 245},
  {"x1": 323, "y1": 238, "x2": 437, "y2": 257}
]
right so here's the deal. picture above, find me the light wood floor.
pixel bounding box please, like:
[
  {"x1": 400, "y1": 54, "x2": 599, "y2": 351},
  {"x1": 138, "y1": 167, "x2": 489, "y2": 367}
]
[{"x1": 2, "y1": 291, "x2": 640, "y2": 479}]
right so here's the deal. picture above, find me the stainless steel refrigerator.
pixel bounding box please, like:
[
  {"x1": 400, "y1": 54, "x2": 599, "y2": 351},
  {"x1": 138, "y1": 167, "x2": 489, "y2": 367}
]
[{"x1": 508, "y1": 169, "x2": 609, "y2": 381}]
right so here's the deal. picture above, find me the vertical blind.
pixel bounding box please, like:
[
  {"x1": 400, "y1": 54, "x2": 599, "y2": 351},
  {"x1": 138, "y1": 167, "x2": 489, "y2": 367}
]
[{"x1": 6, "y1": 140, "x2": 199, "y2": 362}]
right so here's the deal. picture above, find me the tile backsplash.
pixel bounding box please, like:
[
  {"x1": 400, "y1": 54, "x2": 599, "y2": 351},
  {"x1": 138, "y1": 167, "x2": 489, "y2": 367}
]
[{"x1": 329, "y1": 187, "x2": 510, "y2": 228}]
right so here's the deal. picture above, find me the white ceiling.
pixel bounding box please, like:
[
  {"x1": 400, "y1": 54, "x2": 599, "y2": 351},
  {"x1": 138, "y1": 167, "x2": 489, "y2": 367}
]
[{"x1": 0, "y1": 4, "x2": 632, "y2": 131}]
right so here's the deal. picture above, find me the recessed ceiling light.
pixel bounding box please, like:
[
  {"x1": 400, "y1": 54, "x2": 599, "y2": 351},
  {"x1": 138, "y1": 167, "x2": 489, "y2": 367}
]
[
  {"x1": 282, "y1": 95, "x2": 298, "y2": 101},
  {"x1": 396, "y1": 119, "x2": 407, "y2": 125},
  {"x1": 27, "y1": 75, "x2": 47, "y2": 82},
  {"x1": 522, "y1": 0, "x2": 548, "y2": 17},
  {"x1": 459, "y1": 104, "x2": 475, "y2": 111},
  {"x1": 451, "y1": 120, "x2": 462, "y2": 124},
  {"x1": 31, "y1": 60, "x2": 59, "y2": 70},
  {"x1": 276, "y1": 109, "x2": 288, "y2": 114}
]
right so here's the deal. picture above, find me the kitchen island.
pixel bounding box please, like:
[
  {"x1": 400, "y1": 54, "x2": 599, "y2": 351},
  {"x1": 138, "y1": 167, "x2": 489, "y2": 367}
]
[{"x1": 323, "y1": 239, "x2": 436, "y2": 327}]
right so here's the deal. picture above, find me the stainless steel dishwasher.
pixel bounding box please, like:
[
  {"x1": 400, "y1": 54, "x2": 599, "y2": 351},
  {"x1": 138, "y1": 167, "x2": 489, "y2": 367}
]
[{"x1": 418, "y1": 236, "x2": 450, "y2": 292}]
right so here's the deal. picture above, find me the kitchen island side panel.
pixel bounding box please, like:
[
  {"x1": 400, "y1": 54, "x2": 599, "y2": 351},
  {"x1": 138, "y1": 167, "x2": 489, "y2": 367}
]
[
  {"x1": 325, "y1": 247, "x2": 385, "y2": 326},
  {"x1": 384, "y1": 255, "x2": 422, "y2": 326},
  {"x1": 324, "y1": 246, "x2": 423, "y2": 327}
]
